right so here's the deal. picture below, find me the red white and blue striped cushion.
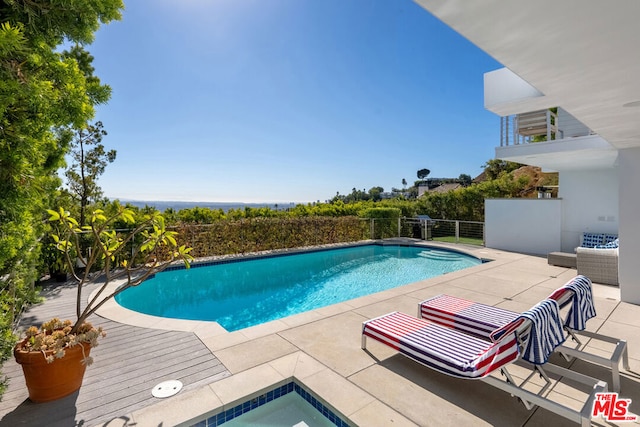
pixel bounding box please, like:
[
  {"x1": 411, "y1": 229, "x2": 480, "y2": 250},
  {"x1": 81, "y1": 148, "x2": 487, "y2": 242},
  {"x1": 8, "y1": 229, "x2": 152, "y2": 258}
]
[
  {"x1": 420, "y1": 294, "x2": 517, "y2": 339},
  {"x1": 362, "y1": 311, "x2": 520, "y2": 379},
  {"x1": 420, "y1": 276, "x2": 596, "y2": 340}
]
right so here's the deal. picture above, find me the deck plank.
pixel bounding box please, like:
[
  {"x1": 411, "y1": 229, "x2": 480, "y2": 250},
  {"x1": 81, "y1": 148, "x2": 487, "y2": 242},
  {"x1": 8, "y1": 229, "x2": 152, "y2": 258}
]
[{"x1": 0, "y1": 278, "x2": 231, "y2": 426}]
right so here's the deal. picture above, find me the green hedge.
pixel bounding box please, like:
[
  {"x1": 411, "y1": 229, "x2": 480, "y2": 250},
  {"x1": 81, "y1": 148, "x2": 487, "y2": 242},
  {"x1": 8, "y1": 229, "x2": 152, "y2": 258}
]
[{"x1": 173, "y1": 216, "x2": 370, "y2": 257}]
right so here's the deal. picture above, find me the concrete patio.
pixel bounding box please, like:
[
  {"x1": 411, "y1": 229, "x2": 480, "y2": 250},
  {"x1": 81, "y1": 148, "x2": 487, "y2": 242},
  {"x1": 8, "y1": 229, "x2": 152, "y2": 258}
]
[{"x1": 2, "y1": 242, "x2": 639, "y2": 426}]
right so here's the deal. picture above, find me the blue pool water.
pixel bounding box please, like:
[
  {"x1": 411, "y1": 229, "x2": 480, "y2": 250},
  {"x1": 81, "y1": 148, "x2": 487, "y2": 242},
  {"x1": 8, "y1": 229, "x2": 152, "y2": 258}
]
[{"x1": 116, "y1": 244, "x2": 481, "y2": 331}]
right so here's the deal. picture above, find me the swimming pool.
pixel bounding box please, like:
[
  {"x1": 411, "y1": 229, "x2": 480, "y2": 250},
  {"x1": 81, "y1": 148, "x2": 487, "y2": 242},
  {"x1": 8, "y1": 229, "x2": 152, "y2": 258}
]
[{"x1": 116, "y1": 244, "x2": 481, "y2": 331}]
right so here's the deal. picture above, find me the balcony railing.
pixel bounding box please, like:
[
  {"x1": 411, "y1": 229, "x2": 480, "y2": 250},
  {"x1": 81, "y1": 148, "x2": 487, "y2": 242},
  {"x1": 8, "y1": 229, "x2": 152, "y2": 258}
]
[{"x1": 500, "y1": 109, "x2": 559, "y2": 146}]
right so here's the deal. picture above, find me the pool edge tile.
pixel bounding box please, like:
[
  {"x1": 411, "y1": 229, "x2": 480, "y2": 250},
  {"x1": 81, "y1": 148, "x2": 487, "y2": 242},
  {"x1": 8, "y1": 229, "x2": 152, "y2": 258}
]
[
  {"x1": 208, "y1": 364, "x2": 287, "y2": 408},
  {"x1": 298, "y1": 367, "x2": 376, "y2": 419}
]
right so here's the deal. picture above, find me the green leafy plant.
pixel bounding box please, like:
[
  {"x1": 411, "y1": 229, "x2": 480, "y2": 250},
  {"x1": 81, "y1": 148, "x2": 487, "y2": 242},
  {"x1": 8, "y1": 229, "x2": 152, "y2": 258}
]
[
  {"x1": 15, "y1": 206, "x2": 193, "y2": 364},
  {"x1": 20, "y1": 318, "x2": 104, "y2": 365}
]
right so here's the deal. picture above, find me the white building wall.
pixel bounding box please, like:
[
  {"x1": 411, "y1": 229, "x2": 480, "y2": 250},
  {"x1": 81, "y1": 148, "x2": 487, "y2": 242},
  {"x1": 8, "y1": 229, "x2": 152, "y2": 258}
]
[
  {"x1": 558, "y1": 169, "x2": 619, "y2": 252},
  {"x1": 558, "y1": 108, "x2": 591, "y2": 138},
  {"x1": 618, "y1": 147, "x2": 640, "y2": 304},
  {"x1": 485, "y1": 199, "x2": 562, "y2": 255}
]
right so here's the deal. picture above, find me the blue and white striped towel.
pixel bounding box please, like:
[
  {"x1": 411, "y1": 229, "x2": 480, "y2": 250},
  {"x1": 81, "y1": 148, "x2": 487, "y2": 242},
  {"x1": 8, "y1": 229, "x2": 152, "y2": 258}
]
[
  {"x1": 519, "y1": 299, "x2": 566, "y2": 365},
  {"x1": 563, "y1": 275, "x2": 596, "y2": 331}
]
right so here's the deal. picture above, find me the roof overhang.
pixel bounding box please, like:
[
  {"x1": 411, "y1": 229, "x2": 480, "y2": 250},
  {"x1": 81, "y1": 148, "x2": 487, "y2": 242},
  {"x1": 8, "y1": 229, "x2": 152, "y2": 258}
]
[
  {"x1": 495, "y1": 135, "x2": 618, "y2": 172},
  {"x1": 414, "y1": 0, "x2": 640, "y2": 150}
]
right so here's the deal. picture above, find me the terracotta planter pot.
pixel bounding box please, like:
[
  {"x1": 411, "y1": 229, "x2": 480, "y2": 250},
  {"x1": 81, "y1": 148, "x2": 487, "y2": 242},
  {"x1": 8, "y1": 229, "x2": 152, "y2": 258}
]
[{"x1": 14, "y1": 341, "x2": 91, "y2": 403}]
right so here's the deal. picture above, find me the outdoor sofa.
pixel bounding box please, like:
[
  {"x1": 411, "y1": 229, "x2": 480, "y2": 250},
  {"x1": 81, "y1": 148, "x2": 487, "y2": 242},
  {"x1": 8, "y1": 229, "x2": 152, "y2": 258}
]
[
  {"x1": 548, "y1": 232, "x2": 619, "y2": 286},
  {"x1": 576, "y1": 234, "x2": 619, "y2": 285}
]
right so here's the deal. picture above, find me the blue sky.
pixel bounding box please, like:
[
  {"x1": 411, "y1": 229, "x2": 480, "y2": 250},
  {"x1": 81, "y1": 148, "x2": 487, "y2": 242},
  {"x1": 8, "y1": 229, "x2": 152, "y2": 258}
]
[{"x1": 89, "y1": 0, "x2": 502, "y2": 203}]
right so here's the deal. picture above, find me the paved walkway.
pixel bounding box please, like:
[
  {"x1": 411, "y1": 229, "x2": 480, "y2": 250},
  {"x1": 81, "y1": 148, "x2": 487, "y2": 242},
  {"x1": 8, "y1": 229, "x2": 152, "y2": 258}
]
[{"x1": 2, "y1": 241, "x2": 640, "y2": 426}]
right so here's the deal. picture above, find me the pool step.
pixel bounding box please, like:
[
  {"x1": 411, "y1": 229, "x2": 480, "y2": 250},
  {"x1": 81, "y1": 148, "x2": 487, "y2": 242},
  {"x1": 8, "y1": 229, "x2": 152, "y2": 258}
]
[{"x1": 417, "y1": 250, "x2": 460, "y2": 261}]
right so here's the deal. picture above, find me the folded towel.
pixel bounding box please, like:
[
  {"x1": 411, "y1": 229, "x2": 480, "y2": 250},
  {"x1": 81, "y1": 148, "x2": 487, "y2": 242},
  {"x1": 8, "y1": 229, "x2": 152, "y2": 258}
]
[
  {"x1": 563, "y1": 275, "x2": 597, "y2": 331},
  {"x1": 519, "y1": 299, "x2": 566, "y2": 365}
]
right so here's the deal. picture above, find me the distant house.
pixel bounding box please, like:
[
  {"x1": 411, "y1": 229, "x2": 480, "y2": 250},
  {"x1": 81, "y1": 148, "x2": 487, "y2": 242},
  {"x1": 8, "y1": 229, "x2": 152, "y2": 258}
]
[
  {"x1": 418, "y1": 182, "x2": 461, "y2": 197},
  {"x1": 472, "y1": 171, "x2": 487, "y2": 184},
  {"x1": 430, "y1": 183, "x2": 462, "y2": 194}
]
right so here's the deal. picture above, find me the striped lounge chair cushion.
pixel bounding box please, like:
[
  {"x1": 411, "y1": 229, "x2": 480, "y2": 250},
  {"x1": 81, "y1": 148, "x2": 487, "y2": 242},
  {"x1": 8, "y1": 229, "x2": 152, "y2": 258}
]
[
  {"x1": 420, "y1": 276, "x2": 597, "y2": 339},
  {"x1": 362, "y1": 311, "x2": 520, "y2": 379},
  {"x1": 420, "y1": 294, "x2": 518, "y2": 339}
]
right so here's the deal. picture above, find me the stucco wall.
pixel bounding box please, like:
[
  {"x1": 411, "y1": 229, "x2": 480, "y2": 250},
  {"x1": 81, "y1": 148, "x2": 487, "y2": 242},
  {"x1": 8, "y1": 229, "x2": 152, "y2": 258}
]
[
  {"x1": 485, "y1": 199, "x2": 562, "y2": 255},
  {"x1": 558, "y1": 169, "x2": 619, "y2": 252}
]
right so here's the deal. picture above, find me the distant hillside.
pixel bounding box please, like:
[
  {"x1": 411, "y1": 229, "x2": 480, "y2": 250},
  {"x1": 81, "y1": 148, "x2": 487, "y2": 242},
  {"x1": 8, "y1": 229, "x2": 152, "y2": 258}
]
[{"x1": 511, "y1": 166, "x2": 559, "y2": 198}]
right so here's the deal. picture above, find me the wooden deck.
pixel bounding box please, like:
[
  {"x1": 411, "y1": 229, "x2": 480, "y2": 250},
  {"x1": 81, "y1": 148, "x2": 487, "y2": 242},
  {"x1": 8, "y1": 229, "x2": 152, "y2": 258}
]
[{"x1": 0, "y1": 279, "x2": 230, "y2": 427}]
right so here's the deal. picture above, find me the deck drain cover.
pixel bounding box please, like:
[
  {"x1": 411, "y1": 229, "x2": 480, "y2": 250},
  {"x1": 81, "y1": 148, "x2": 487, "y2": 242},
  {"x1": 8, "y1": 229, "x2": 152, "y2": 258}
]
[{"x1": 152, "y1": 380, "x2": 183, "y2": 398}]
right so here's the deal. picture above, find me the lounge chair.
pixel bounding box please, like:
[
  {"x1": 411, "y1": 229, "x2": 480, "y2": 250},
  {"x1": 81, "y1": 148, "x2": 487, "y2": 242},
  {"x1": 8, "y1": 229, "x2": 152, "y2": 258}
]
[
  {"x1": 362, "y1": 299, "x2": 607, "y2": 427},
  {"x1": 419, "y1": 275, "x2": 629, "y2": 392}
]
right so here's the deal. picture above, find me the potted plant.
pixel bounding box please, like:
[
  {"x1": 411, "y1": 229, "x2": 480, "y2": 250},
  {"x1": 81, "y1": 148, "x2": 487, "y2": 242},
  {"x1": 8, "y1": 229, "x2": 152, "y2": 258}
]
[{"x1": 14, "y1": 206, "x2": 193, "y2": 402}]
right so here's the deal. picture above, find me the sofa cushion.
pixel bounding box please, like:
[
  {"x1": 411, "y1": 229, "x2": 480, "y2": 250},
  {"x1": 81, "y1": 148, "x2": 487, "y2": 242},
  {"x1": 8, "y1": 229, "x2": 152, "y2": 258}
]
[
  {"x1": 581, "y1": 233, "x2": 604, "y2": 248},
  {"x1": 596, "y1": 238, "x2": 619, "y2": 249}
]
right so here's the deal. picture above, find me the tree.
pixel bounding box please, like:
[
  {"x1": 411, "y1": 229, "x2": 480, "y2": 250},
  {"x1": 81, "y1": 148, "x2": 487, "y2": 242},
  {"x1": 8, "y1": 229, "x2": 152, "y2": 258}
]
[
  {"x1": 458, "y1": 173, "x2": 472, "y2": 187},
  {"x1": 0, "y1": 0, "x2": 124, "y2": 395},
  {"x1": 368, "y1": 186, "x2": 384, "y2": 202},
  {"x1": 417, "y1": 168, "x2": 431, "y2": 180},
  {"x1": 48, "y1": 207, "x2": 193, "y2": 334},
  {"x1": 65, "y1": 121, "x2": 117, "y2": 226}
]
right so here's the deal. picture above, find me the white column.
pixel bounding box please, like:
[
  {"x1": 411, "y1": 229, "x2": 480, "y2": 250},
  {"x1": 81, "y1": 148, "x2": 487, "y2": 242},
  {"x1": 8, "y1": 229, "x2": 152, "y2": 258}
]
[{"x1": 618, "y1": 147, "x2": 640, "y2": 304}]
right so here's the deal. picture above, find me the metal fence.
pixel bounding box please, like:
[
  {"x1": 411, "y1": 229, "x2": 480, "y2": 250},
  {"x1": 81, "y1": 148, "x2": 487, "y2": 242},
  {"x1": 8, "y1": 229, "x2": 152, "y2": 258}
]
[{"x1": 370, "y1": 218, "x2": 485, "y2": 246}]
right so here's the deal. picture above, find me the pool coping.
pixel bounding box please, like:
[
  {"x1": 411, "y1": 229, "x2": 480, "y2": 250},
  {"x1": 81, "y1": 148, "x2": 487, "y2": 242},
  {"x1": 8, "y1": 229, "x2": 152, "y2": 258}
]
[{"x1": 93, "y1": 239, "x2": 488, "y2": 343}]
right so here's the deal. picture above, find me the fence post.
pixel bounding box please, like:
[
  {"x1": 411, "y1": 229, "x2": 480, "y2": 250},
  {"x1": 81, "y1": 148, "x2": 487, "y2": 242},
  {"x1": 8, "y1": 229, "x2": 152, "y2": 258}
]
[
  {"x1": 455, "y1": 220, "x2": 460, "y2": 243},
  {"x1": 483, "y1": 222, "x2": 486, "y2": 246},
  {"x1": 370, "y1": 219, "x2": 375, "y2": 240},
  {"x1": 398, "y1": 217, "x2": 401, "y2": 237}
]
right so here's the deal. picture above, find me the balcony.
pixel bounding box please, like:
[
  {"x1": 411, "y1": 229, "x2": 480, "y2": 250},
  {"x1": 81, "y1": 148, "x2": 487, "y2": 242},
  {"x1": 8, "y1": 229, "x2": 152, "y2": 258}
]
[
  {"x1": 500, "y1": 109, "x2": 559, "y2": 146},
  {"x1": 496, "y1": 108, "x2": 617, "y2": 171}
]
